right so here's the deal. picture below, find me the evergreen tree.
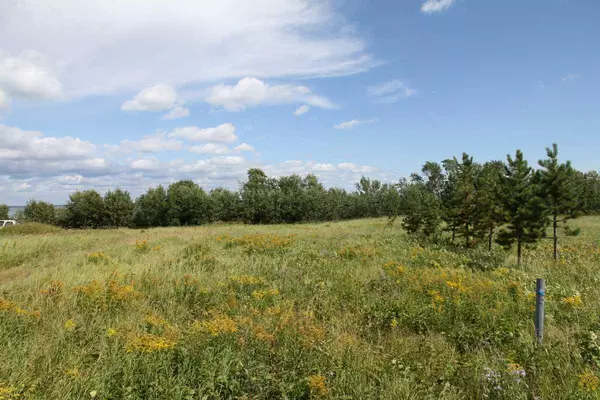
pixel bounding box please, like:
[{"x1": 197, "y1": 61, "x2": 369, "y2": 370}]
[
  {"x1": 454, "y1": 153, "x2": 478, "y2": 247},
  {"x1": 401, "y1": 181, "x2": 442, "y2": 239},
  {"x1": 496, "y1": 150, "x2": 548, "y2": 265},
  {"x1": 441, "y1": 159, "x2": 460, "y2": 243},
  {"x1": 538, "y1": 143, "x2": 580, "y2": 261},
  {"x1": 473, "y1": 161, "x2": 505, "y2": 250},
  {"x1": 104, "y1": 189, "x2": 135, "y2": 228}
]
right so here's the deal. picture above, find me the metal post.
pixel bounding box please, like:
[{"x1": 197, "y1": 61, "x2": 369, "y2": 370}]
[{"x1": 535, "y1": 278, "x2": 545, "y2": 345}]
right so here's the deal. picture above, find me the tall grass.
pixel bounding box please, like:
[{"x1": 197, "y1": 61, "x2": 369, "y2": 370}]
[{"x1": 1, "y1": 218, "x2": 600, "y2": 399}]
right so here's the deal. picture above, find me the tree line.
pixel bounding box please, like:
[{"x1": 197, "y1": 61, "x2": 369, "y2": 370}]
[
  {"x1": 399, "y1": 144, "x2": 593, "y2": 263},
  {"x1": 1, "y1": 144, "x2": 599, "y2": 261}
]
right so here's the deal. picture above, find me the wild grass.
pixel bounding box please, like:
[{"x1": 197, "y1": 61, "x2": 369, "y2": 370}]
[
  {"x1": 0, "y1": 222, "x2": 62, "y2": 236},
  {"x1": 1, "y1": 217, "x2": 600, "y2": 399}
]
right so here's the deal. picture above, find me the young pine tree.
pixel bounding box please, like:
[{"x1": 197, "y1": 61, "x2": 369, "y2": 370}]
[
  {"x1": 497, "y1": 150, "x2": 548, "y2": 265},
  {"x1": 538, "y1": 143, "x2": 580, "y2": 261},
  {"x1": 454, "y1": 153, "x2": 478, "y2": 247},
  {"x1": 473, "y1": 161, "x2": 505, "y2": 251}
]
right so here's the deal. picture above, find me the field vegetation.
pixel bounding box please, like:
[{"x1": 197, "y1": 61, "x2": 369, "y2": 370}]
[{"x1": 1, "y1": 217, "x2": 600, "y2": 399}]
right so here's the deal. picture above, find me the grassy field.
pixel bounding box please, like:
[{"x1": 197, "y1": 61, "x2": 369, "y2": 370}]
[{"x1": 1, "y1": 217, "x2": 600, "y2": 399}]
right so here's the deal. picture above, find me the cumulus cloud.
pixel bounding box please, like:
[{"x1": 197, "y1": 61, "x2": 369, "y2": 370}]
[
  {"x1": 168, "y1": 123, "x2": 238, "y2": 143},
  {"x1": 189, "y1": 143, "x2": 230, "y2": 155},
  {"x1": 312, "y1": 163, "x2": 336, "y2": 172},
  {"x1": 294, "y1": 105, "x2": 311, "y2": 116},
  {"x1": 116, "y1": 133, "x2": 183, "y2": 153},
  {"x1": 121, "y1": 84, "x2": 178, "y2": 111},
  {"x1": 421, "y1": 0, "x2": 456, "y2": 14},
  {"x1": 2, "y1": 1, "x2": 375, "y2": 97},
  {"x1": 162, "y1": 106, "x2": 190, "y2": 120},
  {"x1": 368, "y1": 80, "x2": 417, "y2": 103},
  {"x1": 0, "y1": 51, "x2": 63, "y2": 105},
  {"x1": 0, "y1": 51, "x2": 63, "y2": 99},
  {"x1": 233, "y1": 143, "x2": 255, "y2": 153},
  {"x1": 334, "y1": 118, "x2": 377, "y2": 130},
  {"x1": 0, "y1": 124, "x2": 95, "y2": 161},
  {"x1": 337, "y1": 162, "x2": 377, "y2": 173},
  {"x1": 205, "y1": 77, "x2": 337, "y2": 112}
]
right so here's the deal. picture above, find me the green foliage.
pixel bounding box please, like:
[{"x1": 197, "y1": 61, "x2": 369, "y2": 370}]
[
  {"x1": 0, "y1": 204, "x2": 9, "y2": 219},
  {"x1": 209, "y1": 188, "x2": 242, "y2": 222},
  {"x1": 64, "y1": 190, "x2": 107, "y2": 228},
  {"x1": 167, "y1": 180, "x2": 213, "y2": 226},
  {"x1": 23, "y1": 200, "x2": 56, "y2": 224},
  {"x1": 401, "y1": 181, "x2": 442, "y2": 239},
  {"x1": 135, "y1": 186, "x2": 169, "y2": 227},
  {"x1": 496, "y1": 150, "x2": 548, "y2": 264},
  {"x1": 538, "y1": 143, "x2": 581, "y2": 260},
  {"x1": 104, "y1": 189, "x2": 135, "y2": 228},
  {"x1": 473, "y1": 161, "x2": 505, "y2": 250}
]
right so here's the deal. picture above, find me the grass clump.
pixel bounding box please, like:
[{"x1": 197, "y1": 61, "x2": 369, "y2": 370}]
[{"x1": 0, "y1": 222, "x2": 61, "y2": 236}]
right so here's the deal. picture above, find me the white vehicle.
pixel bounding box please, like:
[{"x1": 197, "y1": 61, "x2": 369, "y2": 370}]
[{"x1": 0, "y1": 220, "x2": 17, "y2": 228}]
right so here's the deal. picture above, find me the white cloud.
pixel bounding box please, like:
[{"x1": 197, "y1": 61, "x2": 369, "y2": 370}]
[
  {"x1": 337, "y1": 162, "x2": 377, "y2": 173},
  {"x1": 562, "y1": 73, "x2": 579, "y2": 82},
  {"x1": 118, "y1": 133, "x2": 183, "y2": 153},
  {"x1": 0, "y1": 50, "x2": 63, "y2": 100},
  {"x1": 0, "y1": 89, "x2": 10, "y2": 109},
  {"x1": 162, "y1": 106, "x2": 189, "y2": 120},
  {"x1": 368, "y1": 80, "x2": 417, "y2": 103},
  {"x1": 2, "y1": 1, "x2": 375, "y2": 97},
  {"x1": 190, "y1": 143, "x2": 230, "y2": 155},
  {"x1": 168, "y1": 123, "x2": 238, "y2": 143},
  {"x1": 233, "y1": 143, "x2": 255, "y2": 153},
  {"x1": 210, "y1": 156, "x2": 246, "y2": 166},
  {"x1": 294, "y1": 105, "x2": 311, "y2": 116},
  {"x1": 421, "y1": 0, "x2": 456, "y2": 14},
  {"x1": 15, "y1": 182, "x2": 32, "y2": 191},
  {"x1": 131, "y1": 157, "x2": 163, "y2": 171},
  {"x1": 0, "y1": 124, "x2": 96, "y2": 161},
  {"x1": 121, "y1": 84, "x2": 177, "y2": 111},
  {"x1": 205, "y1": 77, "x2": 337, "y2": 112},
  {"x1": 312, "y1": 163, "x2": 336, "y2": 172},
  {"x1": 334, "y1": 118, "x2": 377, "y2": 130}
]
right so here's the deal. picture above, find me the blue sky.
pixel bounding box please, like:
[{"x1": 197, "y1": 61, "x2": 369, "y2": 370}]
[{"x1": 1, "y1": 0, "x2": 599, "y2": 204}]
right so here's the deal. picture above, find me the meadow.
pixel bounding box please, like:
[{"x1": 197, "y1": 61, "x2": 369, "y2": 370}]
[{"x1": 1, "y1": 217, "x2": 600, "y2": 399}]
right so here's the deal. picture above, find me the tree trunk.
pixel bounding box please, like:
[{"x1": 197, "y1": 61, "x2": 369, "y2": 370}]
[
  {"x1": 452, "y1": 225, "x2": 456, "y2": 243},
  {"x1": 553, "y1": 213, "x2": 558, "y2": 261},
  {"x1": 517, "y1": 239, "x2": 522, "y2": 266},
  {"x1": 465, "y1": 223, "x2": 470, "y2": 247},
  {"x1": 488, "y1": 226, "x2": 493, "y2": 251}
]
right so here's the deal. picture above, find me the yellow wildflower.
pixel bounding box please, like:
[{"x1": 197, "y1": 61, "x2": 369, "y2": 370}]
[
  {"x1": 561, "y1": 294, "x2": 583, "y2": 307},
  {"x1": 307, "y1": 374, "x2": 328, "y2": 397},
  {"x1": 193, "y1": 314, "x2": 238, "y2": 336},
  {"x1": 65, "y1": 368, "x2": 80, "y2": 378},
  {"x1": 106, "y1": 328, "x2": 118, "y2": 337},
  {"x1": 126, "y1": 334, "x2": 177, "y2": 353},
  {"x1": 579, "y1": 370, "x2": 600, "y2": 392},
  {"x1": 64, "y1": 319, "x2": 77, "y2": 331}
]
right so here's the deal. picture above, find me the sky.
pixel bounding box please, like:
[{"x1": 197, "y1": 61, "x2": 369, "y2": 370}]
[{"x1": 1, "y1": 0, "x2": 599, "y2": 204}]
